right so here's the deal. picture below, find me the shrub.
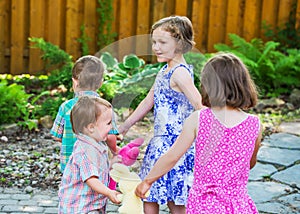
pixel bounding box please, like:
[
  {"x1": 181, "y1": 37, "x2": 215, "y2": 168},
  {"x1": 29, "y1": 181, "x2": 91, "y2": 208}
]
[
  {"x1": 184, "y1": 52, "x2": 208, "y2": 90},
  {"x1": 214, "y1": 34, "x2": 300, "y2": 97},
  {"x1": 37, "y1": 95, "x2": 67, "y2": 120},
  {"x1": 29, "y1": 37, "x2": 74, "y2": 119},
  {"x1": 0, "y1": 80, "x2": 34, "y2": 128},
  {"x1": 100, "y1": 52, "x2": 163, "y2": 108},
  {"x1": 29, "y1": 37, "x2": 74, "y2": 93}
]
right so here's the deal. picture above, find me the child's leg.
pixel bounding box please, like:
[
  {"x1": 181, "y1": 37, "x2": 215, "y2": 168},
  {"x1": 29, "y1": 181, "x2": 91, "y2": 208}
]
[
  {"x1": 144, "y1": 202, "x2": 159, "y2": 214},
  {"x1": 167, "y1": 201, "x2": 186, "y2": 214}
]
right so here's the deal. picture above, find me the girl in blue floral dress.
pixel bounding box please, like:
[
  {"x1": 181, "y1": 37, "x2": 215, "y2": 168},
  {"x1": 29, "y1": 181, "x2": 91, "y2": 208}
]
[{"x1": 119, "y1": 16, "x2": 203, "y2": 213}]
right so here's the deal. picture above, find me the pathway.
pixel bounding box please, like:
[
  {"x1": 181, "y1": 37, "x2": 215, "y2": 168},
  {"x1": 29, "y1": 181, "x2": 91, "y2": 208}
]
[{"x1": 0, "y1": 122, "x2": 299, "y2": 213}]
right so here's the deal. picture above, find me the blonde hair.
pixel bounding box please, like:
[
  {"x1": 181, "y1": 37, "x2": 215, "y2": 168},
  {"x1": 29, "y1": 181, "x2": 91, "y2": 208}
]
[
  {"x1": 72, "y1": 55, "x2": 104, "y2": 91},
  {"x1": 151, "y1": 16, "x2": 195, "y2": 53},
  {"x1": 201, "y1": 52, "x2": 258, "y2": 109},
  {"x1": 71, "y1": 96, "x2": 112, "y2": 134}
]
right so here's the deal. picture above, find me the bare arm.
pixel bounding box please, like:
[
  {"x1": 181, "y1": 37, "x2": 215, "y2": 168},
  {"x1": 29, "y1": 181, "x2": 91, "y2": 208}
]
[
  {"x1": 119, "y1": 86, "x2": 154, "y2": 135},
  {"x1": 52, "y1": 136, "x2": 62, "y2": 142},
  {"x1": 250, "y1": 123, "x2": 263, "y2": 169},
  {"x1": 171, "y1": 67, "x2": 203, "y2": 110},
  {"x1": 135, "y1": 111, "x2": 199, "y2": 198},
  {"x1": 86, "y1": 176, "x2": 121, "y2": 204}
]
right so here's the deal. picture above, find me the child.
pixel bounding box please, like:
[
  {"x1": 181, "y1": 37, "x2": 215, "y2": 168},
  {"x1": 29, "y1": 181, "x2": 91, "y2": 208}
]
[
  {"x1": 58, "y1": 96, "x2": 121, "y2": 213},
  {"x1": 135, "y1": 52, "x2": 263, "y2": 214},
  {"x1": 119, "y1": 16, "x2": 203, "y2": 213},
  {"x1": 50, "y1": 55, "x2": 118, "y2": 173}
]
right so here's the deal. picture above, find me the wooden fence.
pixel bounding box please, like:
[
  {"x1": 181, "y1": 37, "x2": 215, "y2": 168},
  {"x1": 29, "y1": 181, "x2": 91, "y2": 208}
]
[{"x1": 0, "y1": 0, "x2": 299, "y2": 75}]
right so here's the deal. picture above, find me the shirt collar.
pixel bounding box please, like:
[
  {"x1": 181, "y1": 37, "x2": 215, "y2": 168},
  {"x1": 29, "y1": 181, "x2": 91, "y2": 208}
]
[
  {"x1": 74, "y1": 91, "x2": 100, "y2": 98},
  {"x1": 76, "y1": 133, "x2": 107, "y2": 153}
]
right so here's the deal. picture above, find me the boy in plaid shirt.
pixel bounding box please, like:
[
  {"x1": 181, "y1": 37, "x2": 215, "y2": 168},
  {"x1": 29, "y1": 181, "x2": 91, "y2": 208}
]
[
  {"x1": 58, "y1": 96, "x2": 121, "y2": 213},
  {"x1": 50, "y1": 55, "x2": 118, "y2": 173}
]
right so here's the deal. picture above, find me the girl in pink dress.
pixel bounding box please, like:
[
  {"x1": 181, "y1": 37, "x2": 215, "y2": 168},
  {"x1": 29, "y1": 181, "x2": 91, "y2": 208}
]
[{"x1": 135, "y1": 52, "x2": 263, "y2": 213}]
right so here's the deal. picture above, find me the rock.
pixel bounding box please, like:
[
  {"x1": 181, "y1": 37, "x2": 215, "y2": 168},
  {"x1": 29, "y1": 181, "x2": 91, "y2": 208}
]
[
  {"x1": 0, "y1": 123, "x2": 20, "y2": 136},
  {"x1": 262, "y1": 107, "x2": 276, "y2": 114},
  {"x1": 39, "y1": 115, "x2": 53, "y2": 129},
  {"x1": 0, "y1": 136, "x2": 8, "y2": 142},
  {"x1": 289, "y1": 88, "x2": 300, "y2": 108},
  {"x1": 285, "y1": 102, "x2": 295, "y2": 110},
  {"x1": 255, "y1": 97, "x2": 285, "y2": 112},
  {"x1": 279, "y1": 122, "x2": 300, "y2": 136},
  {"x1": 25, "y1": 186, "x2": 33, "y2": 193}
]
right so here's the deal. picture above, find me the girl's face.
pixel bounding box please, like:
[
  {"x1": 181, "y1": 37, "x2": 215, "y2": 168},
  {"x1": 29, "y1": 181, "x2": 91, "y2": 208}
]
[
  {"x1": 151, "y1": 27, "x2": 178, "y2": 63},
  {"x1": 90, "y1": 109, "x2": 112, "y2": 142}
]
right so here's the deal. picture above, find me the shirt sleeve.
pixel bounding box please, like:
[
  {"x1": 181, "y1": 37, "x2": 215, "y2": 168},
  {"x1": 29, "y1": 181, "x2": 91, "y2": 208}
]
[
  {"x1": 108, "y1": 107, "x2": 119, "y2": 135},
  {"x1": 50, "y1": 104, "x2": 66, "y2": 139}
]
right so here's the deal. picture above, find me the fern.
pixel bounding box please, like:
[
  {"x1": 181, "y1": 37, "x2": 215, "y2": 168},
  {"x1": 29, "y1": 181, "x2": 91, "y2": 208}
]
[
  {"x1": 29, "y1": 37, "x2": 74, "y2": 92},
  {"x1": 215, "y1": 34, "x2": 300, "y2": 97},
  {"x1": 29, "y1": 37, "x2": 72, "y2": 67}
]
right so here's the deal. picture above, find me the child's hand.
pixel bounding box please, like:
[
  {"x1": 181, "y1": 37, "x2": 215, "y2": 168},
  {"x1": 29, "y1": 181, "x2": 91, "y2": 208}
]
[
  {"x1": 110, "y1": 154, "x2": 122, "y2": 166},
  {"x1": 107, "y1": 189, "x2": 122, "y2": 204},
  {"x1": 118, "y1": 125, "x2": 129, "y2": 136},
  {"x1": 52, "y1": 136, "x2": 62, "y2": 143},
  {"x1": 135, "y1": 181, "x2": 151, "y2": 199},
  {"x1": 116, "y1": 134, "x2": 124, "y2": 141}
]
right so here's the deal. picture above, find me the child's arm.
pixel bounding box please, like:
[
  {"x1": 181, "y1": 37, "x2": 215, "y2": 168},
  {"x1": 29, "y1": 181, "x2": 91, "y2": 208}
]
[
  {"x1": 135, "y1": 111, "x2": 198, "y2": 198},
  {"x1": 52, "y1": 136, "x2": 62, "y2": 142},
  {"x1": 109, "y1": 153, "x2": 122, "y2": 169},
  {"x1": 171, "y1": 67, "x2": 203, "y2": 110},
  {"x1": 50, "y1": 103, "x2": 67, "y2": 142},
  {"x1": 119, "y1": 86, "x2": 155, "y2": 135},
  {"x1": 106, "y1": 134, "x2": 119, "y2": 155},
  {"x1": 250, "y1": 122, "x2": 263, "y2": 169},
  {"x1": 86, "y1": 176, "x2": 121, "y2": 204}
]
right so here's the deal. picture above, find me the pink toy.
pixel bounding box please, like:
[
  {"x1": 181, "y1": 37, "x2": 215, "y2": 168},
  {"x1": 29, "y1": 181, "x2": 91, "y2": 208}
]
[
  {"x1": 108, "y1": 137, "x2": 144, "y2": 190},
  {"x1": 118, "y1": 138, "x2": 144, "y2": 166}
]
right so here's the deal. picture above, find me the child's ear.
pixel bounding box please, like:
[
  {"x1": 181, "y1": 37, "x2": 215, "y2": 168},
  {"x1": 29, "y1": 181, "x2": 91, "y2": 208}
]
[
  {"x1": 72, "y1": 78, "x2": 79, "y2": 89},
  {"x1": 175, "y1": 41, "x2": 184, "y2": 54},
  {"x1": 86, "y1": 123, "x2": 95, "y2": 133}
]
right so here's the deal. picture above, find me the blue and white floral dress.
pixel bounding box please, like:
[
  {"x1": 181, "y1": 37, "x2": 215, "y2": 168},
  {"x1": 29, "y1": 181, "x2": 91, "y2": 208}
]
[{"x1": 139, "y1": 63, "x2": 195, "y2": 205}]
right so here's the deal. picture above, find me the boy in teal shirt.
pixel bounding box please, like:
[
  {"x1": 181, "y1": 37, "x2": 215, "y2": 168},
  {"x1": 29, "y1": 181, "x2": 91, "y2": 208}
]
[{"x1": 50, "y1": 55, "x2": 118, "y2": 173}]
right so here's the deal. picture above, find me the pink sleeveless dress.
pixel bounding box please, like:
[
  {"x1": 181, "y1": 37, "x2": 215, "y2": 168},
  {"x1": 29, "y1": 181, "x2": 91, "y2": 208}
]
[{"x1": 187, "y1": 108, "x2": 260, "y2": 213}]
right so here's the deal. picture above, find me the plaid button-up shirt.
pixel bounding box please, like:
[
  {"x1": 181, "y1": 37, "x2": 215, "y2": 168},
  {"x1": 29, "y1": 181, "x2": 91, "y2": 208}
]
[
  {"x1": 51, "y1": 91, "x2": 101, "y2": 172},
  {"x1": 58, "y1": 134, "x2": 109, "y2": 213},
  {"x1": 51, "y1": 91, "x2": 118, "y2": 172}
]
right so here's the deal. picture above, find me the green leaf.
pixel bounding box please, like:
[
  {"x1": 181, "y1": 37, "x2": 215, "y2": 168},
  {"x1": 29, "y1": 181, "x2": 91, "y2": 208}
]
[
  {"x1": 100, "y1": 52, "x2": 118, "y2": 70},
  {"x1": 123, "y1": 54, "x2": 144, "y2": 69}
]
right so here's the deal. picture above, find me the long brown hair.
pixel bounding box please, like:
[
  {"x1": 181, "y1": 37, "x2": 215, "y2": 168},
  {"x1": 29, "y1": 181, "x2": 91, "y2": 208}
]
[{"x1": 201, "y1": 52, "x2": 258, "y2": 109}]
